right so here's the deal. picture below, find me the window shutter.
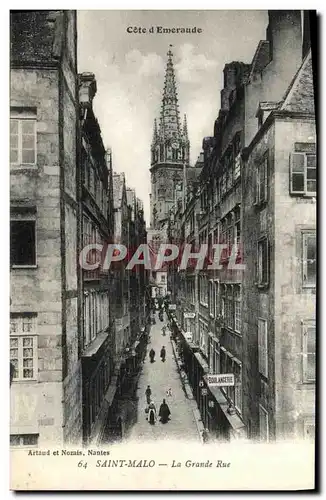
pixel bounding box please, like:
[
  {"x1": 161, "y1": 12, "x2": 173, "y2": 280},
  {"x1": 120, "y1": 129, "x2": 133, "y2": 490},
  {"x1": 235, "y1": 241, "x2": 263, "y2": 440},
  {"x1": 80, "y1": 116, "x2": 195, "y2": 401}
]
[{"x1": 290, "y1": 152, "x2": 305, "y2": 194}]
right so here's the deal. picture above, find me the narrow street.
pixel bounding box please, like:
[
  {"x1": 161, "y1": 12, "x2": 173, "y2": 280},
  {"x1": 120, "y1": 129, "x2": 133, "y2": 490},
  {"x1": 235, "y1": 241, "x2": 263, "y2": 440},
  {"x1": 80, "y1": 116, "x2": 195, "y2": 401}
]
[{"x1": 127, "y1": 310, "x2": 200, "y2": 442}]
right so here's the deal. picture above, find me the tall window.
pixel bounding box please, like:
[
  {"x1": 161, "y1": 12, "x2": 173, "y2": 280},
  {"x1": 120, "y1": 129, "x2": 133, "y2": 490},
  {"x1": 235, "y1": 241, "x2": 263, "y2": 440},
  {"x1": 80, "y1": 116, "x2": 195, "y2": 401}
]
[
  {"x1": 233, "y1": 132, "x2": 241, "y2": 180},
  {"x1": 302, "y1": 321, "x2": 315, "y2": 383},
  {"x1": 234, "y1": 286, "x2": 241, "y2": 333},
  {"x1": 290, "y1": 147, "x2": 316, "y2": 196},
  {"x1": 221, "y1": 219, "x2": 227, "y2": 260},
  {"x1": 10, "y1": 116, "x2": 36, "y2": 165},
  {"x1": 257, "y1": 238, "x2": 269, "y2": 286},
  {"x1": 221, "y1": 285, "x2": 226, "y2": 321},
  {"x1": 10, "y1": 314, "x2": 37, "y2": 381},
  {"x1": 255, "y1": 155, "x2": 268, "y2": 205},
  {"x1": 235, "y1": 208, "x2": 241, "y2": 248},
  {"x1": 227, "y1": 215, "x2": 234, "y2": 257},
  {"x1": 209, "y1": 281, "x2": 214, "y2": 316},
  {"x1": 226, "y1": 287, "x2": 233, "y2": 329},
  {"x1": 258, "y1": 318, "x2": 268, "y2": 378},
  {"x1": 11, "y1": 215, "x2": 36, "y2": 267},
  {"x1": 259, "y1": 405, "x2": 269, "y2": 442},
  {"x1": 302, "y1": 231, "x2": 316, "y2": 288}
]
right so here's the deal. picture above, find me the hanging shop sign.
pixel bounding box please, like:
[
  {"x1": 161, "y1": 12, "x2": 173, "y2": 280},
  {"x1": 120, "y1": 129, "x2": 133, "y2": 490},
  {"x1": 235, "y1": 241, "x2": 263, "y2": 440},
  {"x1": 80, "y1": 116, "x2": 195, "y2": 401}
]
[
  {"x1": 207, "y1": 373, "x2": 235, "y2": 387},
  {"x1": 184, "y1": 312, "x2": 196, "y2": 319},
  {"x1": 168, "y1": 304, "x2": 177, "y2": 310}
]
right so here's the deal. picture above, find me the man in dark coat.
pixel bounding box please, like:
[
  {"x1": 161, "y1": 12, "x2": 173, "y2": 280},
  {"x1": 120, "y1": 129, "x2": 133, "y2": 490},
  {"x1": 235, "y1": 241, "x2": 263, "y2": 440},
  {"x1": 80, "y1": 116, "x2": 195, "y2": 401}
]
[
  {"x1": 160, "y1": 346, "x2": 166, "y2": 361},
  {"x1": 149, "y1": 348, "x2": 155, "y2": 362},
  {"x1": 145, "y1": 385, "x2": 152, "y2": 404},
  {"x1": 159, "y1": 399, "x2": 171, "y2": 423}
]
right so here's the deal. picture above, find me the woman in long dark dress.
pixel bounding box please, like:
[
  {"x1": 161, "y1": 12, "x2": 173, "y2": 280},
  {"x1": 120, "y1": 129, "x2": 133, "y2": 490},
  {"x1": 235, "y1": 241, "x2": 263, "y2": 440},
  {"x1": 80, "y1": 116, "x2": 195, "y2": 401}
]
[
  {"x1": 159, "y1": 399, "x2": 171, "y2": 424},
  {"x1": 148, "y1": 401, "x2": 157, "y2": 425}
]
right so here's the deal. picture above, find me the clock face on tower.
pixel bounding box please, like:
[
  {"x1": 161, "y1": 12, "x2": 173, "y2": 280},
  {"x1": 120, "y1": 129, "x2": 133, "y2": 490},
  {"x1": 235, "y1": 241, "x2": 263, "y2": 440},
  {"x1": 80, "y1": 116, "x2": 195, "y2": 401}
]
[{"x1": 171, "y1": 140, "x2": 179, "y2": 150}]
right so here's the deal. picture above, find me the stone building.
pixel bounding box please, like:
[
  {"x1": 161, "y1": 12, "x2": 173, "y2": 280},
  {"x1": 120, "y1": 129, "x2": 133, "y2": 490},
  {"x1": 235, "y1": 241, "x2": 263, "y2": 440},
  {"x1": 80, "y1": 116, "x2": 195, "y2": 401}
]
[
  {"x1": 112, "y1": 172, "x2": 131, "y2": 356},
  {"x1": 126, "y1": 190, "x2": 147, "y2": 339},
  {"x1": 10, "y1": 10, "x2": 82, "y2": 446},
  {"x1": 242, "y1": 49, "x2": 316, "y2": 442},
  {"x1": 79, "y1": 73, "x2": 117, "y2": 445},
  {"x1": 167, "y1": 9, "x2": 316, "y2": 443}
]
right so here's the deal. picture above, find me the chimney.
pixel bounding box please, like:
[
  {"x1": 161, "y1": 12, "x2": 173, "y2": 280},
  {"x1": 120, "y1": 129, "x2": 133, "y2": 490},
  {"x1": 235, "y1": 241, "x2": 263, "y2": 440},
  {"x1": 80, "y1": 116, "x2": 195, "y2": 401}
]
[{"x1": 78, "y1": 72, "x2": 97, "y2": 107}]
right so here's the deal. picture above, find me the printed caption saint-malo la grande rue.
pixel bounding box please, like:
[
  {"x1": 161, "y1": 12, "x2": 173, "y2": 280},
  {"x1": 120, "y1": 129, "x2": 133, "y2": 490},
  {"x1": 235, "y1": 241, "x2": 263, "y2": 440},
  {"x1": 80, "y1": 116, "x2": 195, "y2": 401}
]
[{"x1": 26, "y1": 449, "x2": 231, "y2": 469}]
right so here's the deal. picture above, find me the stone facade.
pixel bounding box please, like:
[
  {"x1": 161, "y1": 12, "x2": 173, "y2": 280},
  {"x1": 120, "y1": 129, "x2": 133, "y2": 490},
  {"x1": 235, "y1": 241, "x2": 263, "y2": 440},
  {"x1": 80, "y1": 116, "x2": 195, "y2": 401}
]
[
  {"x1": 79, "y1": 73, "x2": 117, "y2": 445},
  {"x1": 112, "y1": 173, "x2": 131, "y2": 355},
  {"x1": 10, "y1": 10, "x2": 82, "y2": 446},
  {"x1": 167, "y1": 10, "x2": 316, "y2": 444},
  {"x1": 242, "y1": 51, "x2": 316, "y2": 441}
]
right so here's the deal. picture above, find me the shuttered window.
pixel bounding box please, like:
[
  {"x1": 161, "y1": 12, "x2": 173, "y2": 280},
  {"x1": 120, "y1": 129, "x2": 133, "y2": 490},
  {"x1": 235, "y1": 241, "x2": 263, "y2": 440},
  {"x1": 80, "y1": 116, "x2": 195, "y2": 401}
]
[{"x1": 290, "y1": 152, "x2": 316, "y2": 195}]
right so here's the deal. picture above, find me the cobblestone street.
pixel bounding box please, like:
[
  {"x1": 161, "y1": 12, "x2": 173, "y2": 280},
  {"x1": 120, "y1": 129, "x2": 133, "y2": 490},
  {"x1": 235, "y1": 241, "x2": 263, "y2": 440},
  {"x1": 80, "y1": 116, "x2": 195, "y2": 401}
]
[{"x1": 127, "y1": 311, "x2": 200, "y2": 442}]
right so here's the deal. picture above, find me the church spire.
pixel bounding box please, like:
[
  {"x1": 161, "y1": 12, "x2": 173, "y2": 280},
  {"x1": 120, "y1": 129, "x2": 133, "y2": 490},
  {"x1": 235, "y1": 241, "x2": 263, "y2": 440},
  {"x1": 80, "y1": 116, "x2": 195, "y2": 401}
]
[
  {"x1": 152, "y1": 118, "x2": 158, "y2": 145},
  {"x1": 158, "y1": 45, "x2": 181, "y2": 139}
]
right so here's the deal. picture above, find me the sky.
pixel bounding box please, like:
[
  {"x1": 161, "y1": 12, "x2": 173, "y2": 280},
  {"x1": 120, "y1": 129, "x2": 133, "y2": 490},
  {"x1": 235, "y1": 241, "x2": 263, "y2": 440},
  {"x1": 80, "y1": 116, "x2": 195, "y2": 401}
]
[{"x1": 77, "y1": 10, "x2": 268, "y2": 223}]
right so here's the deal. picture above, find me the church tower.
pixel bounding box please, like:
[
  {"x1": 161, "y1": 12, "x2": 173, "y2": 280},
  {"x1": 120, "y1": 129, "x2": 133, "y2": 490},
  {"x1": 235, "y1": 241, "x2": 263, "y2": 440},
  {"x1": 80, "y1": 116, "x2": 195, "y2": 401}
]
[{"x1": 150, "y1": 46, "x2": 190, "y2": 229}]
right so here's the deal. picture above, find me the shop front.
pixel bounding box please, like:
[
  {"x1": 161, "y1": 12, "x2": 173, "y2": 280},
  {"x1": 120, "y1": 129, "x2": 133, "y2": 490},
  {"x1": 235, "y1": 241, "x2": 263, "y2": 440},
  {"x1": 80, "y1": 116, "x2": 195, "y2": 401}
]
[
  {"x1": 204, "y1": 376, "x2": 246, "y2": 442},
  {"x1": 81, "y1": 330, "x2": 116, "y2": 445}
]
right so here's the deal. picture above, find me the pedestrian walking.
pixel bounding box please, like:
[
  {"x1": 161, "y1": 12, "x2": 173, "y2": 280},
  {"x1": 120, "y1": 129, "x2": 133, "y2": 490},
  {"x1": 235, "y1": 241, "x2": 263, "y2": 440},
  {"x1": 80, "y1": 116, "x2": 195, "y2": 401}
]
[
  {"x1": 145, "y1": 385, "x2": 152, "y2": 404},
  {"x1": 149, "y1": 348, "x2": 155, "y2": 363},
  {"x1": 159, "y1": 399, "x2": 171, "y2": 424},
  {"x1": 160, "y1": 346, "x2": 166, "y2": 362},
  {"x1": 147, "y1": 401, "x2": 157, "y2": 425}
]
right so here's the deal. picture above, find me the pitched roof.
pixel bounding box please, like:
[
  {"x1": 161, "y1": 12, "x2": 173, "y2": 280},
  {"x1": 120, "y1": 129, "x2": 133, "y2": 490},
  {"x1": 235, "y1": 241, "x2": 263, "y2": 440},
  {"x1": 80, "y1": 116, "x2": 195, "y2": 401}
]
[
  {"x1": 280, "y1": 50, "x2": 315, "y2": 114},
  {"x1": 248, "y1": 40, "x2": 271, "y2": 81}
]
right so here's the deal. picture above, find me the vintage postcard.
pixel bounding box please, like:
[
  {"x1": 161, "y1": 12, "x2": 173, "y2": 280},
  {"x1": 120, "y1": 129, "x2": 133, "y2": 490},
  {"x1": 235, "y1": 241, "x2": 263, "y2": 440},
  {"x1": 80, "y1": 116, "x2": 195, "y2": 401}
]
[{"x1": 9, "y1": 9, "x2": 316, "y2": 491}]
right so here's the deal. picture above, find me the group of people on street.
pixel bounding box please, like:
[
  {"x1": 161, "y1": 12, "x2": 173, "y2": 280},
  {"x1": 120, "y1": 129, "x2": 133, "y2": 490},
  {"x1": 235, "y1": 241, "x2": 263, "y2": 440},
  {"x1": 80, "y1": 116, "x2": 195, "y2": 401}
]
[
  {"x1": 145, "y1": 309, "x2": 171, "y2": 425},
  {"x1": 149, "y1": 346, "x2": 166, "y2": 363},
  {"x1": 145, "y1": 385, "x2": 171, "y2": 425}
]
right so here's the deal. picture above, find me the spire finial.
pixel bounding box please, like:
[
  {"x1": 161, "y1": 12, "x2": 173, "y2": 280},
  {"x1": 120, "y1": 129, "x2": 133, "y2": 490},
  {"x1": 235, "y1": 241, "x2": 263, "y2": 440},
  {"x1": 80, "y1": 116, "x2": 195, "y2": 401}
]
[{"x1": 167, "y1": 44, "x2": 173, "y2": 58}]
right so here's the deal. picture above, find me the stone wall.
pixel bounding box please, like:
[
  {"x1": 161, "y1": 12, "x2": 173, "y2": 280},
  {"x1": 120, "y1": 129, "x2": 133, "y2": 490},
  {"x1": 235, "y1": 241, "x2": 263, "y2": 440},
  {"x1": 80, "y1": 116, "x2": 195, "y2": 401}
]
[
  {"x1": 10, "y1": 67, "x2": 64, "y2": 444},
  {"x1": 242, "y1": 123, "x2": 276, "y2": 439},
  {"x1": 273, "y1": 118, "x2": 316, "y2": 440}
]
